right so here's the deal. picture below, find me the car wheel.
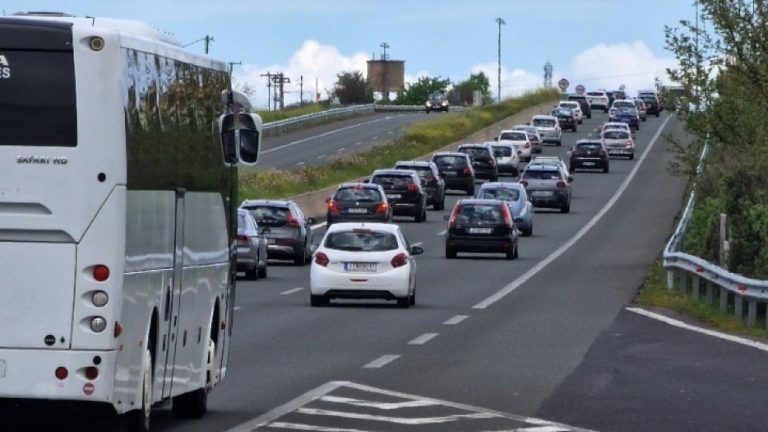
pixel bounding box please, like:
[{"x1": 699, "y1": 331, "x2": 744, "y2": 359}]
[
  {"x1": 173, "y1": 339, "x2": 213, "y2": 419},
  {"x1": 513, "y1": 243, "x2": 519, "y2": 259},
  {"x1": 258, "y1": 263, "x2": 268, "y2": 279},
  {"x1": 310, "y1": 294, "x2": 327, "y2": 307},
  {"x1": 445, "y1": 246, "x2": 457, "y2": 259},
  {"x1": 603, "y1": 165, "x2": 610, "y2": 173},
  {"x1": 466, "y1": 185, "x2": 475, "y2": 196},
  {"x1": 572, "y1": 126, "x2": 577, "y2": 132},
  {"x1": 561, "y1": 203, "x2": 571, "y2": 213},
  {"x1": 629, "y1": 154, "x2": 635, "y2": 161},
  {"x1": 556, "y1": 140, "x2": 562, "y2": 146},
  {"x1": 409, "y1": 288, "x2": 416, "y2": 306},
  {"x1": 294, "y1": 248, "x2": 306, "y2": 266},
  {"x1": 245, "y1": 265, "x2": 258, "y2": 280},
  {"x1": 505, "y1": 245, "x2": 515, "y2": 260},
  {"x1": 523, "y1": 225, "x2": 532, "y2": 237},
  {"x1": 604, "y1": 108, "x2": 609, "y2": 113},
  {"x1": 587, "y1": 113, "x2": 592, "y2": 119},
  {"x1": 656, "y1": 112, "x2": 660, "y2": 117},
  {"x1": 435, "y1": 195, "x2": 445, "y2": 211},
  {"x1": 397, "y1": 296, "x2": 410, "y2": 308}
]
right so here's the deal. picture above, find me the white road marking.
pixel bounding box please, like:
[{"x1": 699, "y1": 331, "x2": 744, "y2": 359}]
[
  {"x1": 626, "y1": 307, "x2": 768, "y2": 353},
  {"x1": 319, "y1": 395, "x2": 438, "y2": 410},
  {"x1": 261, "y1": 117, "x2": 385, "y2": 155},
  {"x1": 387, "y1": 131, "x2": 393, "y2": 135},
  {"x1": 317, "y1": 154, "x2": 326, "y2": 159},
  {"x1": 363, "y1": 355, "x2": 400, "y2": 369},
  {"x1": 266, "y1": 422, "x2": 366, "y2": 431},
  {"x1": 295, "y1": 407, "x2": 495, "y2": 425},
  {"x1": 408, "y1": 333, "x2": 438, "y2": 345},
  {"x1": 234, "y1": 306, "x2": 242, "y2": 311},
  {"x1": 443, "y1": 315, "x2": 468, "y2": 325},
  {"x1": 437, "y1": 229, "x2": 447, "y2": 236},
  {"x1": 281, "y1": 287, "x2": 304, "y2": 295},
  {"x1": 337, "y1": 147, "x2": 345, "y2": 152},
  {"x1": 295, "y1": 161, "x2": 305, "y2": 166},
  {"x1": 354, "y1": 141, "x2": 363, "y2": 146},
  {"x1": 473, "y1": 114, "x2": 673, "y2": 309},
  {"x1": 311, "y1": 221, "x2": 328, "y2": 230},
  {"x1": 372, "y1": 135, "x2": 379, "y2": 140}
]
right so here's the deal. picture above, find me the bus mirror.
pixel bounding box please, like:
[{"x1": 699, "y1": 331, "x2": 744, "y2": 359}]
[
  {"x1": 218, "y1": 114, "x2": 238, "y2": 166},
  {"x1": 238, "y1": 113, "x2": 262, "y2": 166}
]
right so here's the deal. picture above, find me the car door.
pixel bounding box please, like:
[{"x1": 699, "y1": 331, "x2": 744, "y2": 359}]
[{"x1": 397, "y1": 228, "x2": 417, "y2": 290}]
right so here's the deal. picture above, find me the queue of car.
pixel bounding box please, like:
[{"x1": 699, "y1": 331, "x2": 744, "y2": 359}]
[{"x1": 236, "y1": 87, "x2": 662, "y2": 307}]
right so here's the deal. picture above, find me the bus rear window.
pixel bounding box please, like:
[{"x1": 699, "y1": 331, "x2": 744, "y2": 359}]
[{"x1": 0, "y1": 50, "x2": 77, "y2": 146}]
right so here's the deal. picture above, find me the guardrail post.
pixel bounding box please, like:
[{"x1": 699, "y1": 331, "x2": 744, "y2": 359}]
[
  {"x1": 734, "y1": 295, "x2": 743, "y2": 319},
  {"x1": 705, "y1": 280, "x2": 714, "y2": 305},
  {"x1": 666, "y1": 269, "x2": 675, "y2": 290},
  {"x1": 747, "y1": 300, "x2": 757, "y2": 327},
  {"x1": 691, "y1": 275, "x2": 700, "y2": 301},
  {"x1": 679, "y1": 271, "x2": 687, "y2": 297},
  {"x1": 720, "y1": 286, "x2": 728, "y2": 312}
]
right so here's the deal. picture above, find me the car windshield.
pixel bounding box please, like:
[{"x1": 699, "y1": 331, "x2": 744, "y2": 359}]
[
  {"x1": 456, "y1": 205, "x2": 503, "y2": 224},
  {"x1": 603, "y1": 130, "x2": 629, "y2": 139},
  {"x1": 324, "y1": 230, "x2": 399, "y2": 252},
  {"x1": 479, "y1": 188, "x2": 520, "y2": 201},
  {"x1": 616, "y1": 108, "x2": 637, "y2": 115},
  {"x1": 491, "y1": 145, "x2": 513, "y2": 157},
  {"x1": 523, "y1": 170, "x2": 562, "y2": 180},
  {"x1": 433, "y1": 156, "x2": 467, "y2": 167},
  {"x1": 532, "y1": 119, "x2": 556, "y2": 127},
  {"x1": 334, "y1": 187, "x2": 382, "y2": 202},
  {"x1": 243, "y1": 206, "x2": 289, "y2": 224},
  {"x1": 499, "y1": 132, "x2": 527, "y2": 141},
  {"x1": 552, "y1": 109, "x2": 572, "y2": 116},
  {"x1": 371, "y1": 174, "x2": 413, "y2": 188}
]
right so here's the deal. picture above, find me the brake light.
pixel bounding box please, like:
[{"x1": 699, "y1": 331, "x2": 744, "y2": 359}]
[
  {"x1": 448, "y1": 205, "x2": 461, "y2": 228},
  {"x1": 93, "y1": 265, "x2": 110, "y2": 282},
  {"x1": 626, "y1": 140, "x2": 634, "y2": 148},
  {"x1": 463, "y1": 167, "x2": 472, "y2": 175},
  {"x1": 375, "y1": 202, "x2": 389, "y2": 215},
  {"x1": 314, "y1": 252, "x2": 329, "y2": 267},
  {"x1": 327, "y1": 199, "x2": 340, "y2": 215},
  {"x1": 556, "y1": 181, "x2": 567, "y2": 188},
  {"x1": 391, "y1": 252, "x2": 408, "y2": 269},
  {"x1": 236, "y1": 234, "x2": 248, "y2": 242},
  {"x1": 407, "y1": 183, "x2": 418, "y2": 192},
  {"x1": 287, "y1": 212, "x2": 301, "y2": 227},
  {"x1": 501, "y1": 205, "x2": 513, "y2": 226},
  {"x1": 519, "y1": 179, "x2": 528, "y2": 187},
  {"x1": 352, "y1": 228, "x2": 372, "y2": 233}
]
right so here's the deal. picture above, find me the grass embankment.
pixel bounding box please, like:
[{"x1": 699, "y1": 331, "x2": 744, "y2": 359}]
[
  {"x1": 256, "y1": 103, "x2": 327, "y2": 123},
  {"x1": 636, "y1": 258, "x2": 768, "y2": 339},
  {"x1": 240, "y1": 88, "x2": 559, "y2": 201}
]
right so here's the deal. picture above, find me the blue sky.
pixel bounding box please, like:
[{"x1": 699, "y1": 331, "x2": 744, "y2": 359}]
[{"x1": 2, "y1": 1, "x2": 695, "y2": 107}]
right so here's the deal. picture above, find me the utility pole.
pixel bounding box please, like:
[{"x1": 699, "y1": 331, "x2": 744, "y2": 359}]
[
  {"x1": 300, "y1": 75, "x2": 304, "y2": 105},
  {"x1": 261, "y1": 72, "x2": 273, "y2": 110},
  {"x1": 495, "y1": 17, "x2": 506, "y2": 102},
  {"x1": 380, "y1": 42, "x2": 390, "y2": 101},
  {"x1": 183, "y1": 34, "x2": 214, "y2": 54},
  {"x1": 270, "y1": 73, "x2": 291, "y2": 110},
  {"x1": 228, "y1": 61, "x2": 241, "y2": 76}
]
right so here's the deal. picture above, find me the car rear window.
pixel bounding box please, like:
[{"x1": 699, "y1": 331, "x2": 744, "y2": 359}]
[
  {"x1": 324, "y1": 230, "x2": 399, "y2": 252},
  {"x1": 577, "y1": 143, "x2": 603, "y2": 151},
  {"x1": 456, "y1": 204, "x2": 503, "y2": 224},
  {"x1": 459, "y1": 147, "x2": 492, "y2": 158},
  {"x1": 491, "y1": 145, "x2": 512, "y2": 157},
  {"x1": 371, "y1": 174, "x2": 413, "y2": 189},
  {"x1": 532, "y1": 118, "x2": 556, "y2": 127},
  {"x1": 433, "y1": 155, "x2": 467, "y2": 167},
  {"x1": 587, "y1": 92, "x2": 604, "y2": 96},
  {"x1": 523, "y1": 170, "x2": 562, "y2": 180},
  {"x1": 479, "y1": 188, "x2": 520, "y2": 201},
  {"x1": 603, "y1": 131, "x2": 629, "y2": 139},
  {"x1": 499, "y1": 131, "x2": 527, "y2": 141},
  {"x1": 335, "y1": 187, "x2": 382, "y2": 202},
  {"x1": 395, "y1": 165, "x2": 432, "y2": 178},
  {"x1": 243, "y1": 206, "x2": 289, "y2": 226}
]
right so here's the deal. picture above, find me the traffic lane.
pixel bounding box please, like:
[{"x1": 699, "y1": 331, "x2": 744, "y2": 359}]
[
  {"x1": 258, "y1": 112, "x2": 431, "y2": 169},
  {"x1": 353, "y1": 113, "x2": 687, "y2": 418},
  {"x1": 537, "y1": 308, "x2": 768, "y2": 432}
]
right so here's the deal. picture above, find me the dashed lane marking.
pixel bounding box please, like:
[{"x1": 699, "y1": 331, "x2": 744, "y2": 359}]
[
  {"x1": 281, "y1": 287, "x2": 304, "y2": 295},
  {"x1": 408, "y1": 333, "x2": 438, "y2": 345},
  {"x1": 261, "y1": 117, "x2": 386, "y2": 155},
  {"x1": 363, "y1": 355, "x2": 401, "y2": 369},
  {"x1": 443, "y1": 315, "x2": 468, "y2": 325}
]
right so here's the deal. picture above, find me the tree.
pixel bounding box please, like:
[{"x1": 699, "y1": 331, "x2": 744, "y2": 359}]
[
  {"x1": 449, "y1": 72, "x2": 493, "y2": 106},
  {"x1": 332, "y1": 71, "x2": 373, "y2": 104},
  {"x1": 394, "y1": 76, "x2": 451, "y2": 105}
]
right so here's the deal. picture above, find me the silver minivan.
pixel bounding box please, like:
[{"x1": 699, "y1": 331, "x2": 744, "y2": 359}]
[{"x1": 519, "y1": 165, "x2": 572, "y2": 213}]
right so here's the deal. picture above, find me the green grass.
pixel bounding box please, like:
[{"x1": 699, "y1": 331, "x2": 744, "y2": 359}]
[
  {"x1": 636, "y1": 258, "x2": 768, "y2": 339},
  {"x1": 240, "y1": 88, "x2": 559, "y2": 201}
]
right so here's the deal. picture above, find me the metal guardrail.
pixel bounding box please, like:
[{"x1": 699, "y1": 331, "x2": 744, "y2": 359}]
[{"x1": 662, "y1": 144, "x2": 768, "y2": 328}]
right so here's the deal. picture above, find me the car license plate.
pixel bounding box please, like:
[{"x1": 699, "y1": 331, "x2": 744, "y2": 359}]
[
  {"x1": 443, "y1": 171, "x2": 457, "y2": 177},
  {"x1": 0, "y1": 360, "x2": 5, "y2": 378},
  {"x1": 267, "y1": 238, "x2": 276, "y2": 245},
  {"x1": 344, "y1": 262, "x2": 377, "y2": 272},
  {"x1": 531, "y1": 191, "x2": 552, "y2": 197},
  {"x1": 346, "y1": 208, "x2": 368, "y2": 214},
  {"x1": 582, "y1": 162, "x2": 595, "y2": 166},
  {"x1": 387, "y1": 194, "x2": 401, "y2": 199},
  {"x1": 468, "y1": 227, "x2": 493, "y2": 234}
]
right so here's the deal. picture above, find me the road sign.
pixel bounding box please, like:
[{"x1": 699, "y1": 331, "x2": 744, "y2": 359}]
[
  {"x1": 558, "y1": 78, "x2": 569, "y2": 91},
  {"x1": 575, "y1": 84, "x2": 585, "y2": 95}
]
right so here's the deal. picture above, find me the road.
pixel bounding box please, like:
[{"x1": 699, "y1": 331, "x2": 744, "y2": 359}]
[
  {"x1": 8, "y1": 111, "x2": 766, "y2": 432},
  {"x1": 258, "y1": 111, "x2": 434, "y2": 170}
]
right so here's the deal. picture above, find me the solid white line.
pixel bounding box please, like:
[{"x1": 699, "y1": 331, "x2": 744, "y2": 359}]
[
  {"x1": 311, "y1": 221, "x2": 328, "y2": 230},
  {"x1": 473, "y1": 114, "x2": 673, "y2": 310},
  {"x1": 363, "y1": 354, "x2": 400, "y2": 369},
  {"x1": 354, "y1": 141, "x2": 363, "y2": 145},
  {"x1": 408, "y1": 333, "x2": 438, "y2": 345},
  {"x1": 295, "y1": 407, "x2": 494, "y2": 425},
  {"x1": 626, "y1": 307, "x2": 768, "y2": 353},
  {"x1": 266, "y1": 422, "x2": 367, "y2": 432},
  {"x1": 443, "y1": 315, "x2": 468, "y2": 325},
  {"x1": 281, "y1": 287, "x2": 304, "y2": 295},
  {"x1": 319, "y1": 395, "x2": 438, "y2": 410},
  {"x1": 261, "y1": 118, "x2": 385, "y2": 155},
  {"x1": 233, "y1": 306, "x2": 242, "y2": 311},
  {"x1": 387, "y1": 130, "x2": 393, "y2": 135}
]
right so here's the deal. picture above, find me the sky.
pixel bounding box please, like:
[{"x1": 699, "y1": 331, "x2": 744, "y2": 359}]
[{"x1": 2, "y1": 0, "x2": 696, "y2": 108}]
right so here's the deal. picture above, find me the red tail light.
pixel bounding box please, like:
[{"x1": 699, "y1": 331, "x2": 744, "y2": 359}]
[
  {"x1": 448, "y1": 205, "x2": 461, "y2": 228},
  {"x1": 55, "y1": 367, "x2": 68, "y2": 380},
  {"x1": 571, "y1": 150, "x2": 581, "y2": 157},
  {"x1": 375, "y1": 202, "x2": 389, "y2": 215},
  {"x1": 391, "y1": 253, "x2": 408, "y2": 268},
  {"x1": 556, "y1": 181, "x2": 567, "y2": 188},
  {"x1": 501, "y1": 204, "x2": 513, "y2": 226},
  {"x1": 463, "y1": 167, "x2": 472, "y2": 175},
  {"x1": 93, "y1": 265, "x2": 110, "y2": 282},
  {"x1": 407, "y1": 183, "x2": 419, "y2": 192},
  {"x1": 314, "y1": 252, "x2": 329, "y2": 267},
  {"x1": 236, "y1": 234, "x2": 248, "y2": 242},
  {"x1": 84, "y1": 367, "x2": 99, "y2": 380},
  {"x1": 287, "y1": 212, "x2": 301, "y2": 227},
  {"x1": 327, "y1": 200, "x2": 340, "y2": 215},
  {"x1": 519, "y1": 179, "x2": 528, "y2": 187}
]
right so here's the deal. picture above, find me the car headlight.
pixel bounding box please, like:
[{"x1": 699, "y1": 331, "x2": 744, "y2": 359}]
[
  {"x1": 426, "y1": 101, "x2": 432, "y2": 107},
  {"x1": 442, "y1": 101, "x2": 448, "y2": 106}
]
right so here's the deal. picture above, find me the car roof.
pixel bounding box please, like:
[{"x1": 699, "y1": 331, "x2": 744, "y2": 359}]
[
  {"x1": 458, "y1": 143, "x2": 491, "y2": 149},
  {"x1": 576, "y1": 139, "x2": 603, "y2": 145},
  {"x1": 479, "y1": 182, "x2": 525, "y2": 190},
  {"x1": 372, "y1": 169, "x2": 417, "y2": 176},
  {"x1": 531, "y1": 156, "x2": 564, "y2": 162},
  {"x1": 433, "y1": 151, "x2": 468, "y2": 157},
  {"x1": 524, "y1": 164, "x2": 562, "y2": 171},
  {"x1": 325, "y1": 222, "x2": 400, "y2": 234},
  {"x1": 240, "y1": 199, "x2": 292, "y2": 207},
  {"x1": 456, "y1": 198, "x2": 507, "y2": 206},
  {"x1": 532, "y1": 115, "x2": 557, "y2": 120},
  {"x1": 336, "y1": 182, "x2": 381, "y2": 190},
  {"x1": 487, "y1": 141, "x2": 512, "y2": 146},
  {"x1": 394, "y1": 160, "x2": 432, "y2": 167}
]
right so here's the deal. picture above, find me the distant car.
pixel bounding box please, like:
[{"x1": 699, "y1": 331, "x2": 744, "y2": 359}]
[
  {"x1": 605, "y1": 91, "x2": 616, "y2": 107},
  {"x1": 519, "y1": 164, "x2": 572, "y2": 213},
  {"x1": 240, "y1": 199, "x2": 316, "y2": 265},
  {"x1": 557, "y1": 100, "x2": 583, "y2": 124},
  {"x1": 601, "y1": 122, "x2": 632, "y2": 135},
  {"x1": 608, "y1": 100, "x2": 637, "y2": 119},
  {"x1": 476, "y1": 182, "x2": 534, "y2": 236},
  {"x1": 497, "y1": 129, "x2": 533, "y2": 162},
  {"x1": 567, "y1": 94, "x2": 592, "y2": 119},
  {"x1": 369, "y1": 169, "x2": 428, "y2": 222},
  {"x1": 569, "y1": 139, "x2": 610, "y2": 173},
  {"x1": 633, "y1": 98, "x2": 648, "y2": 121},
  {"x1": 310, "y1": 222, "x2": 423, "y2": 307},
  {"x1": 550, "y1": 107, "x2": 578, "y2": 132},
  {"x1": 457, "y1": 143, "x2": 499, "y2": 181},
  {"x1": 431, "y1": 151, "x2": 476, "y2": 195},
  {"x1": 638, "y1": 92, "x2": 661, "y2": 116},
  {"x1": 528, "y1": 155, "x2": 570, "y2": 179},
  {"x1": 511, "y1": 125, "x2": 543, "y2": 154},
  {"x1": 237, "y1": 209, "x2": 268, "y2": 280},
  {"x1": 485, "y1": 141, "x2": 520, "y2": 176},
  {"x1": 531, "y1": 115, "x2": 562, "y2": 146},
  {"x1": 611, "y1": 90, "x2": 628, "y2": 100},
  {"x1": 444, "y1": 199, "x2": 520, "y2": 259},
  {"x1": 586, "y1": 91, "x2": 610, "y2": 112},
  {"x1": 425, "y1": 93, "x2": 449, "y2": 113},
  {"x1": 601, "y1": 129, "x2": 635, "y2": 159},
  {"x1": 393, "y1": 160, "x2": 446, "y2": 210},
  {"x1": 326, "y1": 183, "x2": 392, "y2": 226},
  {"x1": 612, "y1": 107, "x2": 640, "y2": 130}
]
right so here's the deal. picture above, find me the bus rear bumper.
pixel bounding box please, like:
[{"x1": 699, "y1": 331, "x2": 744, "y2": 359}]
[{"x1": 0, "y1": 348, "x2": 116, "y2": 403}]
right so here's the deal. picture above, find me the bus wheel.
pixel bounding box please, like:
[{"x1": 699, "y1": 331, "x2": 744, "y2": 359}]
[
  {"x1": 172, "y1": 339, "x2": 213, "y2": 418},
  {"x1": 126, "y1": 348, "x2": 153, "y2": 432}
]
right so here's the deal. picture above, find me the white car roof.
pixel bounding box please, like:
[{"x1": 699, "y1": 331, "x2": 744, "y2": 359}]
[
  {"x1": 532, "y1": 115, "x2": 557, "y2": 120},
  {"x1": 325, "y1": 222, "x2": 399, "y2": 234}
]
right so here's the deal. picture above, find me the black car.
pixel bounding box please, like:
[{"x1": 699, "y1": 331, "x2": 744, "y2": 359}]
[
  {"x1": 431, "y1": 152, "x2": 476, "y2": 195},
  {"x1": 457, "y1": 143, "x2": 498, "y2": 182},
  {"x1": 567, "y1": 94, "x2": 592, "y2": 119},
  {"x1": 239, "y1": 199, "x2": 316, "y2": 265},
  {"x1": 326, "y1": 183, "x2": 392, "y2": 225},
  {"x1": 425, "y1": 93, "x2": 449, "y2": 113},
  {"x1": 369, "y1": 169, "x2": 428, "y2": 222},
  {"x1": 393, "y1": 160, "x2": 446, "y2": 210},
  {"x1": 444, "y1": 199, "x2": 519, "y2": 259},
  {"x1": 569, "y1": 140, "x2": 610, "y2": 173},
  {"x1": 550, "y1": 108, "x2": 577, "y2": 132},
  {"x1": 639, "y1": 94, "x2": 661, "y2": 116}
]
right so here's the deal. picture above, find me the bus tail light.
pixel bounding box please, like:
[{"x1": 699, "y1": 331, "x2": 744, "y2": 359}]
[
  {"x1": 90, "y1": 317, "x2": 107, "y2": 333},
  {"x1": 55, "y1": 367, "x2": 68, "y2": 380},
  {"x1": 93, "y1": 265, "x2": 110, "y2": 282},
  {"x1": 84, "y1": 367, "x2": 99, "y2": 380},
  {"x1": 114, "y1": 321, "x2": 123, "y2": 338}
]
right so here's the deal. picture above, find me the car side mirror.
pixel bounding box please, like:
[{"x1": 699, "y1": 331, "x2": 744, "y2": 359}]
[
  {"x1": 443, "y1": 215, "x2": 450, "y2": 222},
  {"x1": 568, "y1": 176, "x2": 574, "y2": 183},
  {"x1": 306, "y1": 217, "x2": 317, "y2": 225},
  {"x1": 218, "y1": 112, "x2": 263, "y2": 166},
  {"x1": 410, "y1": 245, "x2": 424, "y2": 256}
]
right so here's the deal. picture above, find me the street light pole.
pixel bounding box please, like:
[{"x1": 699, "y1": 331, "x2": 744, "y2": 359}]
[{"x1": 495, "y1": 17, "x2": 506, "y2": 102}]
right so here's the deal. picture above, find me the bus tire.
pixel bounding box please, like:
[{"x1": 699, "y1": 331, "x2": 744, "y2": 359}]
[
  {"x1": 126, "y1": 348, "x2": 153, "y2": 432},
  {"x1": 173, "y1": 339, "x2": 213, "y2": 418}
]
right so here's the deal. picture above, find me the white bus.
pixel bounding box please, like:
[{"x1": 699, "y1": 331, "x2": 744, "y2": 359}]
[{"x1": 0, "y1": 12, "x2": 260, "y2": 431}]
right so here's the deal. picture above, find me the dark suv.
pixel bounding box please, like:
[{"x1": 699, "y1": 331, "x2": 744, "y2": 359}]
[
  {"x1": 638, "y1": 93, "x2": 661, "y2": 117},
  {"x1": 569, "y1": 139, "x2": 610, "y2": 173},
  {"x1": 393, "y1": 160, "x2": 446, "y2": 210},
  {"x1": 431, "y1": 152, "x2": 476, "y2": 195},
  {"x1": 567, "y1": 94, "x2": 592, "y2": 119},
  {"x1": 326, "y1": 183, "x2": 392, "y2": 225},
  {"x1": 457, "y1": 143, "x2": 498, "y2": 182},
  {"x1": 550, "y1": 108, "x2": 577, "y2": 132},
  {"x1": 369, "y1": 169, "x2": 428, "y2": 222},
  {"x1": 444, "y1": 199, "x2": 519, "y2": 259},
  {"x1": 239, "y1": 199, "x2": 316, "y2": 265}
]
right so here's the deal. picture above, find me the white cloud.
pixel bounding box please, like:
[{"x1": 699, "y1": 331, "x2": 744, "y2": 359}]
[
  {"x1": 235, "y1": 40, "x2": 369, "y2": 108},
  {"x1": 470, "y1": 62, "x2": 542, "y2": 99}
]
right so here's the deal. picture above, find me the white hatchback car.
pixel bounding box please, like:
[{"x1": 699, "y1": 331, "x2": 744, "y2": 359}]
[
  {"x1": 485, "y1": 141, "x2": 521, "y2": 176},
  {"x1": 496, "y1": 129, "x2": 532, "y2": 162},
  {"x1": 601, "y1": 122, "x2": 632, "y2": 135},
  {"x1": 531, "y1": 115, "x2": 562, "y2": 146},
  {"x1": 557, "y1": 101, "x2": 583, "y2": 124},
  {"x1": 310, "y1": 223, "x2": 422, "y2": 308}
]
